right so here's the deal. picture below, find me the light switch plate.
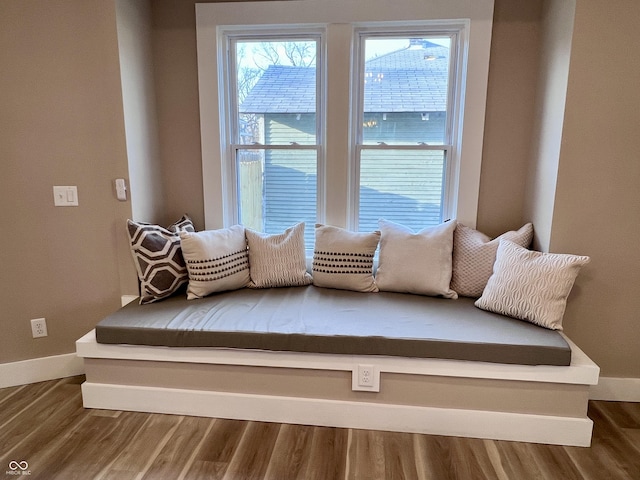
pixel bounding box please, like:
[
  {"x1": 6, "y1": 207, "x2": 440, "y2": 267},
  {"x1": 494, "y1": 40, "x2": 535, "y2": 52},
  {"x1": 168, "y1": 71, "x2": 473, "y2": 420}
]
[{"x1": 53, "y1": 186, "x2": 78, "y2": 206}]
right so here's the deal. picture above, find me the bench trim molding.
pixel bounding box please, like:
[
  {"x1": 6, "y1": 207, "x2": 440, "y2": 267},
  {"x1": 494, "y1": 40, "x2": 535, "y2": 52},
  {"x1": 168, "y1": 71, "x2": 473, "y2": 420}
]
[
  {"x1": 81, "y1": 381, "x2": 594, "y2": 447},
  {"x1": 76, "y1": 330, "x2": 600, "y2": 386}
]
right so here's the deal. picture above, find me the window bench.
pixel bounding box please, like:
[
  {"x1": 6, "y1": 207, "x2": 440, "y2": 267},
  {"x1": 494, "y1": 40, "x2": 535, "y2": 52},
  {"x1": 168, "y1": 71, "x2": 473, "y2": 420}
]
[{"x1": 75, "y1": 286, "x2": 600, "y2": 447}]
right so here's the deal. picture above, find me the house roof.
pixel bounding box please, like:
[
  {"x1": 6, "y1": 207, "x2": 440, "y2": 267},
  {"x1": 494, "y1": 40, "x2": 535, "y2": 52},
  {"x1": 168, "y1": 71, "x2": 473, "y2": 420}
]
[{"x1": 240, "y1": 41, "x2": 449, "y2": 114}]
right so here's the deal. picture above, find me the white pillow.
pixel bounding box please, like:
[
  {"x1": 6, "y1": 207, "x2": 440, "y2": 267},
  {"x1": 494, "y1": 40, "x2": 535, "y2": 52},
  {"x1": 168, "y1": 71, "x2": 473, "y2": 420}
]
[
  {"x1": 376, "y1": 219, "x2": 457, "y2": 298},
  {"x1": 245, "y1": 222, "x2": 312, "y2": 288},
  {"x1": 475, "y1": 240, "x2": 590, "y2": 330},
  {"x1": 179, "y1": 225, "x2": 250, "y2": 299},
  {"x1": 451, "y1": 222, "x2": 533, "y2": 297},
  {"x1": 312, "y1": 224, "x2": 380, "y2": 293}
]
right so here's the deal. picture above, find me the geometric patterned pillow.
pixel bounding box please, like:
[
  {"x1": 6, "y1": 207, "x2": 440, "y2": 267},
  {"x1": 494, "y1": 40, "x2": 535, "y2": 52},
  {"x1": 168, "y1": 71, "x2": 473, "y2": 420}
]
[
  {"x1": 474, "y1": 240, "x2": 590, "y2": 330},
  {"x1": 451, "y1": 222, "x2": 533, "y2": 297},
  {"x1": 127, "y1": 215, "x2": 195, "y2": 304}
]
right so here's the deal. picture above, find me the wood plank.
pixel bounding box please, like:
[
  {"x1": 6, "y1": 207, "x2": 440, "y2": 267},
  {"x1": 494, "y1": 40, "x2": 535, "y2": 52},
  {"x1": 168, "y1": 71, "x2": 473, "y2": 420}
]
[
  {"x1": 299, "y1": 426, "x2": 348, "y2": 480},
  {"x1": 263, "y1": 423, "x2": 314, "y2": 480},
  {"x1": 413, "y1": 434, "x2": 459, "y2": 480},
  {"x1": 380, "y1": 431, "x2": 420, "y2": 480},
  {"x1": 0, "y1": 379, "x2": 84, "y2": 461},
  {"x1": 0, "y1": 377, "x2": 638, "y2": 480},
  {"x1": 142, "y1": 416, "x2": 214, "y2": 480},
  {"x1": 347, "y1": 429, "x2": 388, "y2": 480},
  {"x1": 448, "y1": 437, "x2": 500, "y2": 480},
  {"x1": 0, "y1": 379, "x2": 59, "y2": 428},
  {"x1": 183, "y1": 418, "x2": 248, "y2": 480},
  {"x1": 27, "y1": 411, "x2": 149, "y2": 480},
  {"x1": 492, "y1": 440, "x2": 546, "y2": 480},
  {"x1": 222, "y1": 421, "x2": 281, "y2": 480}
]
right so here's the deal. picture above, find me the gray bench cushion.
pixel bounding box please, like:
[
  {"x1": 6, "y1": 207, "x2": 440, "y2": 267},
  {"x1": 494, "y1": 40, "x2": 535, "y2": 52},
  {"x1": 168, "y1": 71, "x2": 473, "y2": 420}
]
[{"x1": 95, "y1": 286, "x2": 571, "y2": 366}]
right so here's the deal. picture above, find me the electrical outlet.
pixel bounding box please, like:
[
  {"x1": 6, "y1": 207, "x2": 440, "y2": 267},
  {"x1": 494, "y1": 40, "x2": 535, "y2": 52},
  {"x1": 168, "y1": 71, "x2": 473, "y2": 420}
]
[
  {"x1": 31, "y1": 318, "x2": 48, "y2": 338},
  {"x1": 352, "y1": 364, "x2": 380, "y2": 392},
  {"x1": 358, "y1": 364, "x2": 374, "y2": 386}
]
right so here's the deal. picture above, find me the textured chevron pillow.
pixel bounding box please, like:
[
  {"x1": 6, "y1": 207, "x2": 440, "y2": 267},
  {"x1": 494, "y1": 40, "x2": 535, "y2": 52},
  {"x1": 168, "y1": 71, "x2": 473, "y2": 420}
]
[
  {"x1": 127, "y1": 215, "x2": 195, "y2": 304},
  {"x1": 312, "y1": 224, "x2": 380, "y2": 293},
  {"x1": 475, "y1": 240, "x2": 589, "y2": 330},
  {"x1": 245, "y1": 223, "x2": 312, "y2": 288}
]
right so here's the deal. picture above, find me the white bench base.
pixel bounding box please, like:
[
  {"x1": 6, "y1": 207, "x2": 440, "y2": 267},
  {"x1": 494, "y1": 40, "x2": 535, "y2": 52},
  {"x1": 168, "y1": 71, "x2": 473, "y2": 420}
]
[{"x1": 76, "y1": 330, "x2": 599, "y2": 447}]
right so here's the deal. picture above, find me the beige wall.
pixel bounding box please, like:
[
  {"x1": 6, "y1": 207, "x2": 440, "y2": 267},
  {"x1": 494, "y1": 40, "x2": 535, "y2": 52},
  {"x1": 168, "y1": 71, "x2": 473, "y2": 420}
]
[
  {"x1": 546, "y1": 0, "x2": 640, "y2": 377},
  {"x1": 152, "y1": 0, "x2": 208, "y2": 229},
  {"x1": 116, "y1": 0, "x2": 165, "y2": 225},
  {"x1": 2, "y1": 0, "x2": 638, "y2": 380},
  {"x1": 524, "y1": 0, "x2": 576, "y2": 251},
  {"x1": 478, "y1": 0, "x2": 542, "y2": 236},
  {"x1": 0, "y1": 0, "x2": 134, "y2": 363}
]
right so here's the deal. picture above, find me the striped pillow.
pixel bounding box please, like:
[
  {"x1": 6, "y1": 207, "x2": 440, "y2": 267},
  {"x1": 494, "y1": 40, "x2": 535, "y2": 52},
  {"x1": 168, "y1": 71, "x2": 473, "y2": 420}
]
[{"x1": 245, "y1": 223, "x2": 312, "y2": 288}]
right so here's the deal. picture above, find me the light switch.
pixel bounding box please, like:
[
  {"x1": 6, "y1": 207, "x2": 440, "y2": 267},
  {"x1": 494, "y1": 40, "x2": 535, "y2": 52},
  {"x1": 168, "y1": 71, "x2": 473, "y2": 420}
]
[{"x1": 53, "y1": 186, "x2": 78, "y2": 206}]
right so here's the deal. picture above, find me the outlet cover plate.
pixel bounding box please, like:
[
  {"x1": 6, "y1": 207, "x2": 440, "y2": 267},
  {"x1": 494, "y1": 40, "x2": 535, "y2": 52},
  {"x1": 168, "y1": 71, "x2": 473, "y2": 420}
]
[
  {"x1": 352, "y1": 364, "x2": 380, "y2": 392},
  {"x1": 31, "y1": 318, "x2": 48, "y2": 338}
]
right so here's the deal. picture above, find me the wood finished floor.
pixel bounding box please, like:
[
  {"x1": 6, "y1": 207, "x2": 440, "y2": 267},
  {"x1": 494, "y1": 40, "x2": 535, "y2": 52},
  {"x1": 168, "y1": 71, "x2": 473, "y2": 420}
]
[{"x1": 0, "y1": 376, "x2": 638, "y2": 480}]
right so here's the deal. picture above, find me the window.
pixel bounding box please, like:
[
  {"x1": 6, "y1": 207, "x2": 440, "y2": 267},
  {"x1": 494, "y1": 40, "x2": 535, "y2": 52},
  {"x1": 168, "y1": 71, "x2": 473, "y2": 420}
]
[
  {"x1": 226, "y1": 35, "x2": 322, "y2": 247},
  {"x1": 352, "y1": 32, "x2": 460, "y2": 232},
  {"x1": 196, "y1": 1, "x2": 493, "y2": 239}
]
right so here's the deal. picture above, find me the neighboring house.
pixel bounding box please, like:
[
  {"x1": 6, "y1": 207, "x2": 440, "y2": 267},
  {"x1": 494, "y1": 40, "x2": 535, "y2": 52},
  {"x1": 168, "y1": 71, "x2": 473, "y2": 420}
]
[{"x1": 240, "y1": 40, "x2": 450, "y2": 235}]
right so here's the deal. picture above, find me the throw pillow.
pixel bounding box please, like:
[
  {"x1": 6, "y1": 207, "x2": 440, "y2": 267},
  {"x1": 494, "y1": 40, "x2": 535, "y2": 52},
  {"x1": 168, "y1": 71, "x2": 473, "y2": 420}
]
[
  {"x1": 179, "y1": 225, "x2": 250, "y2": 299},
  {"x1": 451, "y1": 222, "x2": 533, "y2": 297},
  {"x1": 312, "y1": 224, "x2": 380, "y2": 292},
  {"x1": 474, "y1": 240, "x2": 590, "y2": 330},
  {"x1": 245, "y1": 222, "x2": 312, "y2": 288},
  {"x1": 376, "y1": 219, "x2": 457, "y2": 298},
  {"x1": 127, "y1": 215, "x2": 195, "y2": 304}
]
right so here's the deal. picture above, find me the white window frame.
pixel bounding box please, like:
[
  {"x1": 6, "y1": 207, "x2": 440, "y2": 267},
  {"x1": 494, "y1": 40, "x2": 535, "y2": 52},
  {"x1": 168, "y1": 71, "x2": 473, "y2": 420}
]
[
  {"x1": 349, "y1": 24, "x2": 467, "y2": 229},
  {"x1": 221, "y1": 29, "x2": 325, "y2": 228},
  {"x1": 196, "y1": 0, "x2": 494, "y2": 231}
]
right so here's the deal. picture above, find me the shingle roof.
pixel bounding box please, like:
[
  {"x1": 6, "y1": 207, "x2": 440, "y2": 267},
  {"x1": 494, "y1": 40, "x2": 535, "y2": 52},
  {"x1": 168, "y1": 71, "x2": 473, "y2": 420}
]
[{"x1": 240, "y1": 42, "x2": 449, "y2": 114}]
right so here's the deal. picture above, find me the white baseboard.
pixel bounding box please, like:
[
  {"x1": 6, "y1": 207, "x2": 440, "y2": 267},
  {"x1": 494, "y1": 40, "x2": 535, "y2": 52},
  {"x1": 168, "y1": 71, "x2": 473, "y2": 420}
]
[
  {"x1": 82, "y1": 382, "x2": 594, "y2": 447},
  {"x1": 0, "y1": 353, "x2": 85, "y2": 389},
  {"x1": 590, "y1": 377, "x2": 640, "y2": 402}
]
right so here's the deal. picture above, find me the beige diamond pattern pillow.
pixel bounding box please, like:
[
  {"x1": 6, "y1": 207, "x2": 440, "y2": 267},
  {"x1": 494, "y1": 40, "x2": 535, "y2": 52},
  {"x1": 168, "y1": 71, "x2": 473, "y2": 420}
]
[
  {"x1": 475, "y1": 240, "x2": 589, "y2": 330},
  {"x1": 246, "y1": 222, "x2": 312, "y2": 288},
  {"x1": 451, "y1": 223, "x2": 533, "y2": 297}
]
